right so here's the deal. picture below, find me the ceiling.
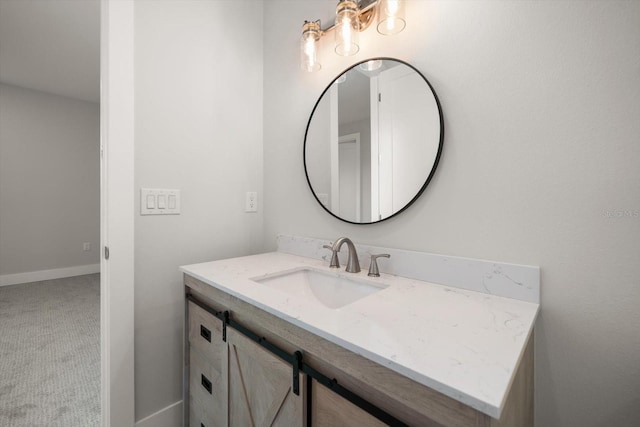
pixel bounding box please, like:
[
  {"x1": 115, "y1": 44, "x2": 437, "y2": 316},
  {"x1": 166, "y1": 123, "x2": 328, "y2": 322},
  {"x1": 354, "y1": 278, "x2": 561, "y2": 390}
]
[
  {"x1": 0, "y1": 0, "x2": 100, "y2": 103},
  {"x1": 338, "y1": 69, "x2": 371, "y2": 125}
]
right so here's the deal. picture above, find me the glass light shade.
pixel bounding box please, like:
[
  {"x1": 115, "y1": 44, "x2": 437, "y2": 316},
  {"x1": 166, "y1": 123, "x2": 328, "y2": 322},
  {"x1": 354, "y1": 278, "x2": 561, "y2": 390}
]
[
  {"x1": 359, "y1": 59, "x2": 383, "y2": 71},
  {"x1": 301, "y1": 21, "x2": 321, "y2": 72},
  {"x1": 335, "y1": 0, "x2": 359, "y2": 56},
  {"x1": 377, "y1": 0, "x2": 406, "y2": 35}
]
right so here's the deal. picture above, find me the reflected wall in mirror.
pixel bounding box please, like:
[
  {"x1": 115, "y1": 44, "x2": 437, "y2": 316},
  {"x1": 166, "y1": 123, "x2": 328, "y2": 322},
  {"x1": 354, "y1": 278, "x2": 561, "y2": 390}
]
[{"x1": 304, "y1": 58, "x2": 444, "y2": 224}]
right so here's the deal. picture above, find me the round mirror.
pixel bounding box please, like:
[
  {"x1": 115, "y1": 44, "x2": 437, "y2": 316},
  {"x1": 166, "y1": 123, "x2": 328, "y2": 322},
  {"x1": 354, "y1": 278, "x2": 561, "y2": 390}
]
[{"x1": 304, "y1": 58, "x2": 444, "y2": 224}]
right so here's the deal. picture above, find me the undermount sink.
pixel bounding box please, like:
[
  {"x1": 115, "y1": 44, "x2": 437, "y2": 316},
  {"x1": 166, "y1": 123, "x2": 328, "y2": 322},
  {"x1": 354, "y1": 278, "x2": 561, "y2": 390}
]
[{"x1": 252, "y1": 268, "x2": 388, "y2": 309}]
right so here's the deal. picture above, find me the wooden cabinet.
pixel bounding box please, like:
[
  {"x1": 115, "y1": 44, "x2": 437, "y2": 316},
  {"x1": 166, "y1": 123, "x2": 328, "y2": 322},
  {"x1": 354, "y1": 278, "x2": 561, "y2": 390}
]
[
  {"x1": 185, "y1": 276, "x2": 533, "y2": 427},
  {"x1": 186, "y1": 300, "x2": 304, "y2": 427}
]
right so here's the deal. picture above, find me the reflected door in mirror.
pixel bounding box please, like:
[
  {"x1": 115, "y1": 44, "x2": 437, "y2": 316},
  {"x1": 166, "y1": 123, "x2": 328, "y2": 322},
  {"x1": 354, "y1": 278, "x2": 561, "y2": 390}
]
[
  {"x1": 375, "y1": 64, "x2": 440, "y2": 220},
  {"x1": 338, "y1": 134, "x2": 361, "y2": 222}
]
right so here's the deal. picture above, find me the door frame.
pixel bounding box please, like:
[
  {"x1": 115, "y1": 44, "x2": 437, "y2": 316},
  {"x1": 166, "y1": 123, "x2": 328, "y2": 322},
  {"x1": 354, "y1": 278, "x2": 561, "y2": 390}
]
[
  {"x1": 100, "y1": 0, "x2": 135, "y2": 425},
  {"x1": 338, "y1": 133, "x2": 362, "y2": 222},
  {"x1": 329, "y1": 85, "x2": 339, "y2": 213},
  {"x1": 369, "y1": 76, "x2": 380, "y2": 221}
]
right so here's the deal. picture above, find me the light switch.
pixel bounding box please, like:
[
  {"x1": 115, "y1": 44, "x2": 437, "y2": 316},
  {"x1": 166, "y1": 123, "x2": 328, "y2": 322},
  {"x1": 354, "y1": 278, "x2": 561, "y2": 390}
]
[
  {"x1": 140, "y1": 188, "x2": 181, "y2": 215},
  {"x1": 146, "y1": 194, "x2": 156, "y2": 209}
]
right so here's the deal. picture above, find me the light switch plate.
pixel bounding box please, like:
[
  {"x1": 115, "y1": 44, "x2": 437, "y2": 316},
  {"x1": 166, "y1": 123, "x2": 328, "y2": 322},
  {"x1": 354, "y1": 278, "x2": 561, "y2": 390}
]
[{"x1": 141, "y1": 188, "x2": 181, "y2": 215}]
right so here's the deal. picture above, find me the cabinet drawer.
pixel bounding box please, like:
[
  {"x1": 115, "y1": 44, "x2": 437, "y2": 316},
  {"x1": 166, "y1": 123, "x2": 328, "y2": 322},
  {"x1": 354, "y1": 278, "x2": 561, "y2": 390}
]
[
  {"x1": 188, "y1": 300, "x2": 224, "y2": 360},
  {"x1": 189, "y1": 396, "x2": 219, "y2": 427},
  {"x1": 189, "y1": 347, "x2": 225, "y2": 421}
]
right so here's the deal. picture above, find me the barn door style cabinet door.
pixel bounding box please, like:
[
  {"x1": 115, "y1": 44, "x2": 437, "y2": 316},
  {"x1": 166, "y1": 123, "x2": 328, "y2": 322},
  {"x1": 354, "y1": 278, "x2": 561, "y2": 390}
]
[
  {"x1": 227, "y1": 328, "x2": 304, "y2": 426},
  {"x1": 186, "y1": 300, "x2": 305, "y2": 427}
]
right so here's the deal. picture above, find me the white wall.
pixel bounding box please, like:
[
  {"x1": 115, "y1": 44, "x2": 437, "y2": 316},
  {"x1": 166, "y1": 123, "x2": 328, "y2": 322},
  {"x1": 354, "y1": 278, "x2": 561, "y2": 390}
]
[
  {"x1": 134, "y1": 0, "x2": 263, "y2": 422},
  {"x1": 263, "y1": 1, "x2": 640, "y2": 426},
  {"x1": 340, "y1": 119, "x2": 371, "y2": 221},
  {"x1": 306, "y1": 92, "x2": 333, "y2": 205},
  {"x1": 0, "y1": 83, "x2": 99, "y2": 277}
]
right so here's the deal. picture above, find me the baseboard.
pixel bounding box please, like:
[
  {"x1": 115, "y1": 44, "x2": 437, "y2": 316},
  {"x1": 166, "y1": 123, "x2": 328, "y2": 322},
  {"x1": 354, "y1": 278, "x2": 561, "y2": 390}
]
[
  {"x1": 0, "y1": 264, "x2": 100, "y2": 287},
  {"x1": 135, "y1": 400, "x2": 183, "y2": 427}
]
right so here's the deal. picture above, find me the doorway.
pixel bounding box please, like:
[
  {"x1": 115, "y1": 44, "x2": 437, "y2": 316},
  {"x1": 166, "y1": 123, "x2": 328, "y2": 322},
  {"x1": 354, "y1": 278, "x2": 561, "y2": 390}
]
[
  {"x1": 338, "y1": 133, "x2": 362, "y2": 222},
  {"x1": 0, "y1": 1, "x2": 101, "y2": 425},
  {"x1": 0, "y1": 1, "x2": 135, "y2": 425}
]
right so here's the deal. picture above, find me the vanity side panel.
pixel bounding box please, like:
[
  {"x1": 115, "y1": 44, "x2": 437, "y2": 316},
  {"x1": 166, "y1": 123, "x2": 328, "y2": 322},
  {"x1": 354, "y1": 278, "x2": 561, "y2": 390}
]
[
  {"x1": 490, "y1": 334, "x2": 534, "y2": 427},
  {"x1": 183, "y1": 289, "x2": 191, "y2": 427},
  {"x1": 185, "y1": 274, "x2": 491, "y2": 427}
]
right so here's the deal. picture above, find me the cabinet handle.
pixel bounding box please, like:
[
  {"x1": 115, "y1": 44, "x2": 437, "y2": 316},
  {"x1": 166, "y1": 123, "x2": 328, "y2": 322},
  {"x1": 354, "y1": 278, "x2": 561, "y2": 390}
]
[
  {"x1": 201, "y1": 374, "x2": 212, "y2": 394},
  {"x1": 201, "y1": 424, "x2": 205, "y2": 427},
  {"x1": 200, "y1": 324, "x2": 211, "y2": 342}
]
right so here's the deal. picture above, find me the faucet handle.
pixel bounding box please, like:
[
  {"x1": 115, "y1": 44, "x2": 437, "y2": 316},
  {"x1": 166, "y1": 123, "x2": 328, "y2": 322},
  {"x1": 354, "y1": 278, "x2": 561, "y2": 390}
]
[
  {"x1": 323, "y1": 244, "x2": 340, "y2": 268},
  {"x1": 368, "y1": 254, "x2": 390, "y2": 277}
]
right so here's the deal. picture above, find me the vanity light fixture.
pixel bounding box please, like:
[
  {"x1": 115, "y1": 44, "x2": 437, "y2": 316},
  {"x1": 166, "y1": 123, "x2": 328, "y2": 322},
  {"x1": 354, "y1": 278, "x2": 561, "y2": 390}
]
[{"x1": 301, "y1": 0, "x2": 406, "y2": 72}]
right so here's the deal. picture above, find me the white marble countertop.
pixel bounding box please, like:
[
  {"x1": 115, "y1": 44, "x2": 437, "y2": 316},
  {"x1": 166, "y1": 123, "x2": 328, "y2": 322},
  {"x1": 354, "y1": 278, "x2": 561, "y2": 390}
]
[{"x1": 181, "y1": 251, "x2": 539, "y2": 419}]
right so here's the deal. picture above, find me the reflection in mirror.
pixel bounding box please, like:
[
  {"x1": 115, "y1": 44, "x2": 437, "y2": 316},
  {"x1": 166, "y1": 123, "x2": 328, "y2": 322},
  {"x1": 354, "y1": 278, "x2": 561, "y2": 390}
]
[{"x1": 304, "y1": 58, "x2": 443, "y2": 224}]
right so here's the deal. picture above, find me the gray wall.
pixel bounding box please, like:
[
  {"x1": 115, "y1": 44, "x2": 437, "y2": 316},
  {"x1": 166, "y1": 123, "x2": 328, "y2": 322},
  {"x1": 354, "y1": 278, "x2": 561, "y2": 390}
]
[
  {"x1": 263, "y1": 1, "x2": 640, "y2": 426},
  {"x1": 0, "y1": 83, "x2": 99, "y2": 276},
  {"x1": 134, "y1": 0, "x2": 264, "y2": 421}
]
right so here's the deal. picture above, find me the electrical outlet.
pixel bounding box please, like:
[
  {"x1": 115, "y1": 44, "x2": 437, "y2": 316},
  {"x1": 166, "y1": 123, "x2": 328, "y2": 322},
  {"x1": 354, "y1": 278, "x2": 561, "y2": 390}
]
[
  {"x1": 245, "y1": 192, "x2": 258, "y2": 213},
  {"x1": 83, "y1": 242, "x2": 91, "y2": 251}
]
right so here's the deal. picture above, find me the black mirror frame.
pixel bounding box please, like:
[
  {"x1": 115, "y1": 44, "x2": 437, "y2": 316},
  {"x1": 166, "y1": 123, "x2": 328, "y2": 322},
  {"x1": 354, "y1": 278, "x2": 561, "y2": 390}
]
[{"x1": 303, "y1": 57, "x2": 444, "y2": 225}]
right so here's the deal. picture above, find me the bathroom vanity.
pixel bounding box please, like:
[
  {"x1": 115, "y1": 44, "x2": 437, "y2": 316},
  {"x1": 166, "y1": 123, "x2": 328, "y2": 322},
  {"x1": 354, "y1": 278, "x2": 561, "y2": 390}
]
[{"x1": 181, "y1": 236, "x2": 539, "y2": 427}]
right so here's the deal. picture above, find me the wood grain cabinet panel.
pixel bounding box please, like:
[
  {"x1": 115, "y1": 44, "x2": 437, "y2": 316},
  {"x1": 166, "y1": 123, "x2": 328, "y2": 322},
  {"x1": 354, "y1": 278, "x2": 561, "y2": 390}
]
[
  {"x1": 189, "y1": 397, "x2": 218, "y2": 427},
  {"x1": 187, "y1": 301, "x2": 228, "y2": 427},
  {"x1": 189, "y1": 301, "x2": 224, "y2": 358},
  {"x1": 188, "y1": 342, "x2": 227, "y2": 426},
  {"x1": 311, "y1": 380, "x2": 386, "y2": 427},
  {"x1": 227, "y1": 328, "x2": 304, "y2": 427}
]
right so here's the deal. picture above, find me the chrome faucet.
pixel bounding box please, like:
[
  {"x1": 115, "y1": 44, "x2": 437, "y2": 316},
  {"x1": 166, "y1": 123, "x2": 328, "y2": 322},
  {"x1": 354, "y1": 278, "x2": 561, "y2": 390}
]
[{"x1": 326, "y1": 237, "x2": 361, "y2": 273}]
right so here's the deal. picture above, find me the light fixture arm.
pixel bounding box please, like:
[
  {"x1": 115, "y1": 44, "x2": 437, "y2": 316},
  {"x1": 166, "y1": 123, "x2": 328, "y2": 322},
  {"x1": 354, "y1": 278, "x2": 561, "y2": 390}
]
[{"x1": 313, "y1": 0, "x2": 378, "y2": 36}]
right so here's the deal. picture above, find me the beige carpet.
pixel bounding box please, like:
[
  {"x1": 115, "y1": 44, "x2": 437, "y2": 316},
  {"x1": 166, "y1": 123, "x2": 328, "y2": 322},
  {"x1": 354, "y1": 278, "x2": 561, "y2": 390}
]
[{"x1": 0, "y1": 274, "x2": 100, "y2": 426}]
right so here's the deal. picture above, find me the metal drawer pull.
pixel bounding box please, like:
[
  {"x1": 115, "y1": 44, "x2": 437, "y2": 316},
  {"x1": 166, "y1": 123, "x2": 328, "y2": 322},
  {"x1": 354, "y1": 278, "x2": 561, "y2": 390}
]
[
  {"x1": 201, "y1": 374, "x2": 212, "y2": 394},
  {"x1": 200, "y1": 324, "x2": 211, "y2": 342}
]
